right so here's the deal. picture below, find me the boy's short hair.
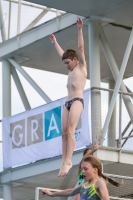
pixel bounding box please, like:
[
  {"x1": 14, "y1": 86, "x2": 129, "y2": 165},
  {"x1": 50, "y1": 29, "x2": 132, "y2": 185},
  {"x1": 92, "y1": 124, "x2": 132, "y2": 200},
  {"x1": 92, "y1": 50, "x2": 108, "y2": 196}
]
[{"x1": 62, "y1": 49, "x2": 78, "y2": 61}]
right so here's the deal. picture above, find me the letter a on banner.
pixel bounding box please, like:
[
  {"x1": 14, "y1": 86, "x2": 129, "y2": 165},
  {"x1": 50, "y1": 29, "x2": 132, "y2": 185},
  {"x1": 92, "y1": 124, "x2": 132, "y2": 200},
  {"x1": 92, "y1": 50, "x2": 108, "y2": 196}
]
[
  {"x1": 45, "y1": 106, "x2": 62, "y2": 140},
  {"x1": 47, "y1": 113, "x2": 59, "y2": 137}
]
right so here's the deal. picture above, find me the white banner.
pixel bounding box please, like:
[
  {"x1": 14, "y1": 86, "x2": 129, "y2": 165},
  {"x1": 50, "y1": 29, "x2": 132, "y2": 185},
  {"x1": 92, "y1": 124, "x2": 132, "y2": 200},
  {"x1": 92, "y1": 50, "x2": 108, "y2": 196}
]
[{"x1": 2, "y1": 89, "x2": 91, "y2": 169}]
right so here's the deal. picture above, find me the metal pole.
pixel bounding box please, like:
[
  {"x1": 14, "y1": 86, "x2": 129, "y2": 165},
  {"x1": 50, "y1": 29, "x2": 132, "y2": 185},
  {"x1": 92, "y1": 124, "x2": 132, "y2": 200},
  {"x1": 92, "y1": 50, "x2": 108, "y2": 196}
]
[
  {"x1": 11, "y1": 66, "x2": 31, "y2": 110},
  {"x1": 35, "y1": 187, "x2": 39, "y2": 200},
  {"x1": 23, "y1": 9, "x2": 48, "y2": 32},
  {"x1": 118, "y1": 93, "x2": 122, "y2": 148},
  {"x1": 3, "y1": 184, "x2": 13, "y2": 200},
  {"x1": 5, "y1": 0, "x2": 65, "y2": 13},
  {"x1": 0, "y1": 0, "x2": 7, "y2": 41},
  {"x1": 17, "y1": 0, "x2": 21, "y2": 34},
  {"x1": 99, "y1": 23, "x2": 133, "y2": 127},
  {"x1": 2, "y1": 60, "x2": 11, "y2": 118},
  {"x1": 108, "y1": 80, "x2": 116, "y2": 147},
  {"x1": 122, "y1": 120, "x2": 131, "y2": 137},
  {"x1": 118, "y1": 93, "x2": 122, "y2": 162},
  {"x1": 8, "y1": 0, "x2": 12, "y2": 39},
  {"x1": 99, "y1": 25, "x2": 133, "y2": 145},
  {"x1": 8, "y1": 58, "x2": 52, "y2": 103},
  {"x1": 88, "y1": 20, "x2": 102, "y2": 143}
]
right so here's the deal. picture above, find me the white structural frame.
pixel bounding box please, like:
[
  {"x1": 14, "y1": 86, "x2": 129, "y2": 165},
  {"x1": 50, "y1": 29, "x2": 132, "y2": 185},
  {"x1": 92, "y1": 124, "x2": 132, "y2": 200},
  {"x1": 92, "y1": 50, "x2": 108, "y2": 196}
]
[
  {"x1": 9, "y1": 58, "x2": 52, "y2": 103},
  {"x1": 100, "y1": 26, "x2": 133, "y2": 144},
  {"x1": 0, "y1": 0, "x2": 133, "y2": 198},
  {"x1": 88, "y1": 20, "x2": 102, "y2": 143},
  {"x1": 99, "y1": 23, "x2": 133, "y2": 133},
  {"x1": 11, "y1": 66, "x2": 31, "y2": 110},
  {"x1": 108, "y1": 80, "x2": 116, "y2": 147}
]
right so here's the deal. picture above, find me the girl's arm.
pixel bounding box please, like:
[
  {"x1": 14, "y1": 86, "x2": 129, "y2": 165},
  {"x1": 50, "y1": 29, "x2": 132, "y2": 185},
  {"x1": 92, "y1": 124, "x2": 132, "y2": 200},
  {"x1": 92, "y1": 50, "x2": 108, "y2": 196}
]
[
  {"x1": 96, "y1": 179, "x2": 110, "y2": 200},
  {"x1": 42, "y1": 185, "x2": 81, "y2": 197}
]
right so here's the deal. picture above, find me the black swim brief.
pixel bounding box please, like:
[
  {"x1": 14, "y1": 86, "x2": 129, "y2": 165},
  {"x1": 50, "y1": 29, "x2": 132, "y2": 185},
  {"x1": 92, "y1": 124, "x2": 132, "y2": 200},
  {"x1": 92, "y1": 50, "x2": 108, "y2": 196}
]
[{"x1": 65, "y1": 98, "x2": 84, "y2": 111}]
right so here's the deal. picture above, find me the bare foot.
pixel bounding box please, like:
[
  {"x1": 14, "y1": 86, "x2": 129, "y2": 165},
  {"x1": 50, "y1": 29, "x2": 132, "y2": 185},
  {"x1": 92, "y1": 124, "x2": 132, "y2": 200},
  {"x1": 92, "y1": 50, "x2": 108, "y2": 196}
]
[
  {"x1": 58, "y1": 161, "x2": 72, "y2": 177},
  {"x1": 58, "y1": 164, "x2": 63, "y2": 177}
]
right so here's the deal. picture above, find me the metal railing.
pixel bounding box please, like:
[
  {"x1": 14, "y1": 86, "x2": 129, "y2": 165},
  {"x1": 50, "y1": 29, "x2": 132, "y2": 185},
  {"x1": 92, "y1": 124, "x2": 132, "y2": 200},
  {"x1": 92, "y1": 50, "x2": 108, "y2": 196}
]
[{"x1": 91, "y1": 87, "x2": 133, "y2": 151}]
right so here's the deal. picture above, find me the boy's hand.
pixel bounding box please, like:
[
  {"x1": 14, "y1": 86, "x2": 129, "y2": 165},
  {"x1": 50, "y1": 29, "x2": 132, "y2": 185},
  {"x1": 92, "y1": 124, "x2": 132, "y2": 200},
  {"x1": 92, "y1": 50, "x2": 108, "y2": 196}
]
[
  {"x1": 49, "y1": 34, "x2": 56, "y2": 44},
  {"x1": 42, "y1": 189, "x2": 53, "y2": 196},
  {"x1": 77, "y1": 17, "x2": 83, "y2": 29}
]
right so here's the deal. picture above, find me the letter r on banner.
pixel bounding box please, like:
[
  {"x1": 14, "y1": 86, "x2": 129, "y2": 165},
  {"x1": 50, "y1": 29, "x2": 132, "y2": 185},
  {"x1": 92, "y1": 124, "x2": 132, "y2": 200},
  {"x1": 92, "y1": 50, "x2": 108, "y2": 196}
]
[{"x1": 44, "y1": 106, "x2": 62, "y2": 140}]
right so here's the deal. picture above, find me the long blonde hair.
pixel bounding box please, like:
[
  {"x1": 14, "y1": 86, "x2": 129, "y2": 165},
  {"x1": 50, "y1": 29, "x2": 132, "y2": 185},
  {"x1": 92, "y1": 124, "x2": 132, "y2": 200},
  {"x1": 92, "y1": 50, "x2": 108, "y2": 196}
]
[{"x1": 81, "y1": 155, "x2": 123, "y2": 187}]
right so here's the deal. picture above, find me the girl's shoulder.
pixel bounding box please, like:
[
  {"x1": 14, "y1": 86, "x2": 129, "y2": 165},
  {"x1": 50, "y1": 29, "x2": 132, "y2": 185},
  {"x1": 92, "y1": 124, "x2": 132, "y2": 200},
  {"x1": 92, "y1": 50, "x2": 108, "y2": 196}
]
[{"x1": 95, "y1": 178, "x2": 107, "y2": 188}]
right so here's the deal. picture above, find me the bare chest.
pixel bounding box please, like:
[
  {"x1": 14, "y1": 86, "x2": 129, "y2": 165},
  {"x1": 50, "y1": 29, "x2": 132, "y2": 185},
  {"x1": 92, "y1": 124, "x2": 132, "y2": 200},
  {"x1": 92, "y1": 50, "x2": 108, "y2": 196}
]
[{"x1": 67, "y1": 67, "x2": 87, "y2": 88}]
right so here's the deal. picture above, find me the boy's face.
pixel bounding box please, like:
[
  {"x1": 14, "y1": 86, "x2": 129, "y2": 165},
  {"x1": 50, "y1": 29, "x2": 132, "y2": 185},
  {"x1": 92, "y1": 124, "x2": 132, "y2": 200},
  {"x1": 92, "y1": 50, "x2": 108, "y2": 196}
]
[{"x1": 63, "y1": 57, "x2": 78, "y2": 71}]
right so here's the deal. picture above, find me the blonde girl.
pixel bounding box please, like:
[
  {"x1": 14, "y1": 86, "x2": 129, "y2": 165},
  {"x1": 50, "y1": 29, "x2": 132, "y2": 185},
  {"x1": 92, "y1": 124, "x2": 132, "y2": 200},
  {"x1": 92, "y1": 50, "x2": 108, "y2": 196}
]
[{"x1": 42, "y1": 155, "x2": 123, "y2": 200}]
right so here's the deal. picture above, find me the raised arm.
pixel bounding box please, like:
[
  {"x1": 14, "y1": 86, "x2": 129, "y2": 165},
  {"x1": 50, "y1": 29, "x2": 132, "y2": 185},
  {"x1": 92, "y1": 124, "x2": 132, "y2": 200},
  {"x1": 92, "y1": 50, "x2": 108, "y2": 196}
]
[
  {"x1": 77, "y1": 18, "x2": 86, "y2": 66},
  {"x1": 42, "y1": 185, "x2": 81, "y2": 197},
  {"x1": 85, "y1": 142, "x2": 100, "y2": 156},
  {"x1": 49, "y1": 34, "x2": 64, "y2": 57}
]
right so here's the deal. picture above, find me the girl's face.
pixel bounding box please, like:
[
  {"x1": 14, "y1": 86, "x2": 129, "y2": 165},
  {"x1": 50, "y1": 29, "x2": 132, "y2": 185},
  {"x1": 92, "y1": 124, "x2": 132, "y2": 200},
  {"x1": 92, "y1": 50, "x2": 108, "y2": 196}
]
[{"x1": 81, "y1": 161, "x2": 98, "y2": 182}]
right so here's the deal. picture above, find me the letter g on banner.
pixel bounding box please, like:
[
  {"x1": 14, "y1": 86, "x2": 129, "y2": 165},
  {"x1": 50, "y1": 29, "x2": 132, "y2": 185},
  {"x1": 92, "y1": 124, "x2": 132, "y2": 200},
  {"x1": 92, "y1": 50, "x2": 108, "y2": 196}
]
[
  {"x1": 10, "y1": 119, "x2": 25, "y2": 149},
  {"x1": 12, "y1": 125, "x2": 23, "y2": 146}
]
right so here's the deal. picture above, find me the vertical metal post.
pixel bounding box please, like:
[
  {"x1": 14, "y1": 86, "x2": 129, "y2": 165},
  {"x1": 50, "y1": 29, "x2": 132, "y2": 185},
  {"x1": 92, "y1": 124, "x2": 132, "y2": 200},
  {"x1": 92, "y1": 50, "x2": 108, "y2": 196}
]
[
  {"x1": 2, "y1": 60, "x2": 11, "y2": 118},
  {"x1": 0, "y1": 0, "x2": 7, "y2": 41},
  {"x1": 108, "y1": 80, "x2": 116, "y2": 147},
  {"x1": 35, "y1": 187, "x2": 39, "y2": 200},
  {"x1": 8, "y1": 0, "x2": 12, "y2": 39},
  {"x1": 17, "y1": 0, "x2": 22, "y2": 34},
  {"x1": 88, "y1": 20, "x2": 102, "y2": 143},
  {"x1": 3, "y1": 184, "x2": 13, "y2": 200},
  {"x1": 118, "y1": 93, "x2": 122, "y2": 162}
]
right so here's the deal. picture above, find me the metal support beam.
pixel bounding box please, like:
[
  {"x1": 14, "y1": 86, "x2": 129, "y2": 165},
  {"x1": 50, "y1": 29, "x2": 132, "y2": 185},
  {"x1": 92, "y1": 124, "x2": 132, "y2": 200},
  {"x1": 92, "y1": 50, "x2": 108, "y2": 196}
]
[
  {"x1": 108, "y1": 80, "x2": 116, "y2": 147},
  {"x1": 8, "y1": 0, "x2": 12, "y2": 39},
  {"x1": 122, "y1": 121, "x2": 131, "y2": 137},
  {"x1": 2, "y1": 60, "x2": 11, "y2": 118},
  {"x1": 23, "y1": 9, "x2": 48, "y2": 32},
  {"x1": 88, "y1": 20, "x2": 102, "y2": 142},
  {"x1": 11, "y1": 66, "x2": 31, "y2": 110},
  {"x1": 5, "y1": 0, "x2": 65, "y2": 13},
  {"x1": 3, "y1": 184, "x2": 13, "y2": 200},
  {"x1": 17, "y1": 0, "x2": 22, "y2": 34},
  {"x1": 122, "y1": 129, "x2": 133, "y2": 147},
  {"x1": 126, "y1": 86, "x2": 133, "y2": 99},
  {"x1": 8, "y1": 58, "x2": 52, "y2": 103},
  {"x1": 0, "y1": 0, "x2": 7, "y2": 41},
  {"x1": 99, "y1": 23, "x2": 133, "y2": 126},
  {"x1": 99, "y1": 23, "x2": 133, "y2": 125},
  {"x1": 118, "y1": 93, "x2": 122, "y2": 149},
  {"x1": 99, "y1": 25, "x2": 133, "y2": 145}
]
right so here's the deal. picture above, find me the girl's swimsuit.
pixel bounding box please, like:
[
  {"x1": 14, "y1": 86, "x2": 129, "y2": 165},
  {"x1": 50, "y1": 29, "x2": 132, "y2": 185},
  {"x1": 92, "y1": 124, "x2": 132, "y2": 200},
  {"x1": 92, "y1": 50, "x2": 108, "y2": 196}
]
[{"x1": 80, "y1": 182, "x2": 101, "y2": 200}]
